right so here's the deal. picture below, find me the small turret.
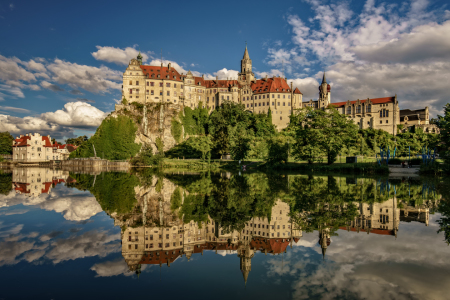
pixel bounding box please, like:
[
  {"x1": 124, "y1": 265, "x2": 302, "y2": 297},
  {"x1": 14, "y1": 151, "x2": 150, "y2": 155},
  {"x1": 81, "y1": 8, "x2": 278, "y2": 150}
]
[{"x1": 137, "y1": 51, "x2": 143, "y2": 65}]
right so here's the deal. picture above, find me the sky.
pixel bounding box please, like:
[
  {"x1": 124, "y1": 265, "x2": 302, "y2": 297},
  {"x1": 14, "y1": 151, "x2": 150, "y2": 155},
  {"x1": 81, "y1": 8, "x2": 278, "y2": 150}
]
[{"x1": 0, "y1": 0, "x2": 449, "y2": 141}]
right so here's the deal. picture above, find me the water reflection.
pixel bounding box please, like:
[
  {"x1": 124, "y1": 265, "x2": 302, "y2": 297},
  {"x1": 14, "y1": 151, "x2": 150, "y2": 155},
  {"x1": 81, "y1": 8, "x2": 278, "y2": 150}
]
[{"x1": 0, "y1": 167, "x2": 448, "y2": 299}]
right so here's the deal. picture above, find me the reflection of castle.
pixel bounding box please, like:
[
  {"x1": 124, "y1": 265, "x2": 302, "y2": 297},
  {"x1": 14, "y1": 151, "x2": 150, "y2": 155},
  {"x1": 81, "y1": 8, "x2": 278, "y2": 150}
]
[
  {"x1": 12, "y1": 167, "x2": 70, "y2": 197},
  {"x1": 340, "y1": 198, "x2": 400, "y2": 237},
  {"x1": 120, "y1": 199, "x2": 302, "y2": 282}
]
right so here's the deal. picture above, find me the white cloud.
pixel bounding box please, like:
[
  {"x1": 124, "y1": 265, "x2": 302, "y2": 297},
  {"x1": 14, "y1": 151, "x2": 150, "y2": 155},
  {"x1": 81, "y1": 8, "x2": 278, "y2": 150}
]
[
  {"x1": 91, "y1": 46, "x2": 152, "y2": 66},
  {"x1": 40, "y1": 80, "x2": 64, "y2": 92},
  {"x1": 45, "y1": 230, "x2": 120, "y2": 264},
  {"x1": 91, "y1": 258, "x2": 134, "y2": 277},
  {"x1": 0, "y1": 183, "x2": 103, "y2": 221},
  {"x1": 213, "y1": 68, "x2": 239, "y2": 80},
  {"x1": 46, "y1": 59, "x2": 121, "y2": 94},
  {"x1": 0, "y1": 55, "x2": 36, "y2": 86},
  {"x1": 287, "y1": 77, "x2": 320, "y2": 99},
  {"x1": 0, "y1": 84, "x2": 25, "y2": 98},
  {"x1": 0, "y1": 106, "x2": 31, "y2": 113},
  {"x1": 27, "y1": 59, "x2": 47, "y2": 72},
  {"x1": 41, "y1": 101, "x2": 107, "y2": 128}
]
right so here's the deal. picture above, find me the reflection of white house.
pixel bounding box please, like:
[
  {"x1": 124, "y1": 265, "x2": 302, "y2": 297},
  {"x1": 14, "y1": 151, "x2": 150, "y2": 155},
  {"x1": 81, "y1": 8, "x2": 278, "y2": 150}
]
[
  {"x1": 12, "y1": 167, "x2": 69, "y2": 197},
  {"x1": 12, "y1": 133, "x2": 76, "y2": 162}
]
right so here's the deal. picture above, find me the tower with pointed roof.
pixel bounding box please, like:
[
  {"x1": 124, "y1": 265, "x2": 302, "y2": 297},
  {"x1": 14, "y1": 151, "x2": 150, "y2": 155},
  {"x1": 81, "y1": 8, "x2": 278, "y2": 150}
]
[
  {"x1": 137, "y1": 51, "x2": 143, "y2": 65},
  {"x1": 238, "y1": 44, "x2": 255, "y2": 85},
  {"x1": 318, "y1": 72, "x2": 331, "y2": 108}
]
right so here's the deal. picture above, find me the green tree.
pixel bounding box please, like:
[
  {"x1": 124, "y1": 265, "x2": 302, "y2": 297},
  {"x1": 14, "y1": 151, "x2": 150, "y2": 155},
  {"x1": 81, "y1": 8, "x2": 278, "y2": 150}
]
[
  {"x1": 186, "y1": 136, "x2": 213, "y2": 161},
  {"x1": 266, "y1": 136, "x2": 290, "y2": 166},
  {"x1": 65, "y1": 135, "x2": 88, "y2": 146},
  {"x1": 208, "y1": 101, "x2": 251, "y2": 156},
  {"x1": 292, "y1": 107, "x2": 359, "y2": 164},
  {"x1": 0, "y1": 132, "x2": 14, "y2": 155},
  {"x1": 70, "y1": 115, "x2": 141, "y2": 160},
  {"x1": 437, "y1": 104, "x2": 450, "y2": 170},
  {"x1": 229, "y1": 124, "x2": 251, "y2": 161}
]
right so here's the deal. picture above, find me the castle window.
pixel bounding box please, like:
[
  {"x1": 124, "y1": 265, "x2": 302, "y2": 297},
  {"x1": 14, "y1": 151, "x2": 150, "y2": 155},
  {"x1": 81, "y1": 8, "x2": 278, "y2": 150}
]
[
  {"x1": 159, "y1": 82, "x2": 163, "y2": 87},
  {"x1": 146, "y1": 82, "x2": 149, "y2": 86},
  {"x1": 356, "y1": 106, "x2": 361, "y2": 113},
  {"x1": 280, "y1": 117, "x2": 282, "y2": 120},
  {"x1": 367, "y1": 104, "x2": 371, "y2": 112},
  {"x1": 174, "y1": 83, "x2": 177, "y2": 88},
  {"x1": 150, "y1": 82, "x2": 154, "y2": 86},
  {"x1": 380, "y1": 110, "x2": 383, "y2": 118},
  {"x1": 129, "y1": 80, "x2": 132, "y2": 85},
  {"x1": 347, "y1": 107, "x2": 351, "y2": 114},
  {"x1": 166, "y1": 83, "x2": 170, "y2": 87},
  {"x1": 174, "y1": 91, "x2": 177, "y2": 96},
  {"x1": 386, "y1": 110, "x2": 389, "y2": 117},
  {"x1": 129, "y1": 89, "x2": 132, "y2": 94},
  {"x1": 160, "y1": 91, "x2": 163, "y2": 96},
  {"x1": 283, "y1": 95, "x2": 285, "y2": 99},
  {"x1": 288, "y1": 95, "x2": 290, "y2": 99},
  {"x1": 278, "y1": 95, "x2": 280, "y2": 98},
  {"x1": 136, "y1": 81, "x2": 139, "y2": 85},
  {"x1": 380, "y1": 121, "x2": 382, "y2": 124},
  {"x1": 259, "y1": 95, "x2": 261, "y2": 99},
  {"x1": 227, "y1": 96, "x2": 229, "y2": 100},
  {"x1": 151, "y1": 90, "x2": 154, "y2": 95},
  {"x1": 263, "y1": 102, "x2": 265, "y2": 106},
  {"x1": 167, "y1": 91, "x2": 170, "y2": 96},
  {"x1": 386, "y1": 120, "x2": 388, "y2": 123},
  {"x1": 288, "y1": 102, "x2": 291, "y2": 106}
]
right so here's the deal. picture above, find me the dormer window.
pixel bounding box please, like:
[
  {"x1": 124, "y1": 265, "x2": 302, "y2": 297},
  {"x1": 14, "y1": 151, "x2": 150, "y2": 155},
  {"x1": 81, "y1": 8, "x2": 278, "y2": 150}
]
[
  {"x1": 157, "y1": 75, "x2": 160, "y2": 78},
  {"x1": 151, "y1": 74, "x2": 155, "y2": 78},
  {"x1": 166, "y1": 75, "x2": 169, "y2": 79}
]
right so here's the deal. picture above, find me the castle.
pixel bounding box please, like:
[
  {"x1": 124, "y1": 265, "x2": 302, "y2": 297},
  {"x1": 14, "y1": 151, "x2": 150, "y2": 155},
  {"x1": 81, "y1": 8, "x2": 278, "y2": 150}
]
[{"x1": 121, "y1": 46, "x2": 437, "y2": 134}]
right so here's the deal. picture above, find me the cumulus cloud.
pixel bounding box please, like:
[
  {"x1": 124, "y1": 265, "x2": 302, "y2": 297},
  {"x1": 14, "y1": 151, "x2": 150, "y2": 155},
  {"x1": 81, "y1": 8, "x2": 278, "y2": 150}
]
[
  {"x1": 40, "y1": 80, "x2": 64, "y2": 92},
  {"x1": 214, "y1": 68, "x2": 239, "y2": 80},
  {"x1": 91, "y1": 258, "x2": 134, "y2": 277},
  {"x1": 91, "y1": 46, "x2": 151, "y2": 65},
  {"x1": 0, "y1": 184, "x2": 103, "y2": 221},
  {"x1": 0, "y1": 101, "x2": 107, "y2": 138},
  {"x1": 45, "y1": 230, "x2": 120, "y2": 264},
  {"x1": 258, "y1": 0, "x2": 450, "y2": 116},
  {"x1": 27, "y1": 59, "x2": 47, "y2": 72},
  {"x1": 41, "y1": 101, "x2": 107, "y2": 128},
  {"x1": 0, "y1": 55, "x2": 36, "y2": 84},
  {"x1": 45, "y1": 59, "x2": 121, "y2": 94}
]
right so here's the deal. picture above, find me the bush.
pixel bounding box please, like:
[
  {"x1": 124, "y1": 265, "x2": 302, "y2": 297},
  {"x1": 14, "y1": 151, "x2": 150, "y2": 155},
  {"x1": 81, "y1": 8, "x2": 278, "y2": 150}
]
[
  {"x1": 131, "y1": 145, "x2": 163, "y2": 167},
  {"x1": 171, "y1": 120, "x2": 183, "y2": 143},
  {"x1": 165, "y1": 141, "x2": 202, "y2": 159},
  {"x1": 266, "y1": 136, "x2": 289, "y2": 166}
]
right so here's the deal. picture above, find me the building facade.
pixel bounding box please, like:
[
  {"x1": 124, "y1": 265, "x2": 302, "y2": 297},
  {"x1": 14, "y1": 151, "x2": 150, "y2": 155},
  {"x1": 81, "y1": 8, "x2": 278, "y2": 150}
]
[
  {"x1": 12, "y1": 133, "x2": 74, "y2": 162},
  {"x1": 120, "y1": 47, "x2": 433, "y2": 134},
  {"x1": 121, "y1": 47, "x2": 303, "y2": 130}
]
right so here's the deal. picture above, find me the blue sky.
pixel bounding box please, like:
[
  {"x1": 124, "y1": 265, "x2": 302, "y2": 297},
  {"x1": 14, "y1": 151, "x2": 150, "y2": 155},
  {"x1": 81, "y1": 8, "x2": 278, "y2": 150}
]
[{"x1": 0, "y1": 0, "x2": 449, "y2": 140}]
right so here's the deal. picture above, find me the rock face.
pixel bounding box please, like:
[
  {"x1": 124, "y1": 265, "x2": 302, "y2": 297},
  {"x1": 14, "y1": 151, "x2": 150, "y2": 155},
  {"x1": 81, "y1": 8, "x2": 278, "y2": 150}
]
[{"x1": 114, "y1": 102, "x2": 182, "y2": 154}]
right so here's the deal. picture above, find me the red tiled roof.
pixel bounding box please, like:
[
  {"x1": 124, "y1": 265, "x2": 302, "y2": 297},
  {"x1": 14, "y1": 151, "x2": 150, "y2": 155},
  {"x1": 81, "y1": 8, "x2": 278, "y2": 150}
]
[
  {"x1": 330, "y1": 96, "x2": 395, "y2": 108},
  {"x1": 251, "y1": 77, "x2": 292, "y2": 94},
  {"x1": 14, "y1": 183, "x2": 30, "y2": 194},
  {"x1": 140, "y1": 65, "x2": 182, "y2": 82},
  {"x1": 339, "y1": 226, "x2": 395, "y2": 236},
  {"x1": 294, "y1": 87, "x2": 302, "y2": 94},
  {"x1": 250, "y1": 238, "x2": 291, "y2": 254},
  {"x1": 41, "y1": 182, "x2": 52, "y2": 194}
]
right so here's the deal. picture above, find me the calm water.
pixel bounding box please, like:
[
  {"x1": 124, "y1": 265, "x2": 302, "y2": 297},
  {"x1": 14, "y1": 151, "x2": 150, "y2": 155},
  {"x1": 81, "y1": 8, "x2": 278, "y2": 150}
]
[{"x1": 0, "y1": 168, "x2": 448, "y2": 300}]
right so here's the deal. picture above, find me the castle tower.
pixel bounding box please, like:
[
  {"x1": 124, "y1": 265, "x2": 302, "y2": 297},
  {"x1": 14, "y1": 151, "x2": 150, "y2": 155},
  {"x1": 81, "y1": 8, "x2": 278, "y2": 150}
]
[
  {"x1": 238, "y1": 45, "x2": 255, "y2": 85},
  {"x1": 238, "y1": 243, "x2": 254, "y2": 285},
  {"x1": 318, "y1": 227, "x2": 330, "y2": 260},
  {"x1": 318, "y1": 72, "x2": 331, "y2": 108},
  {"x1": 137, "y1": 51, "x2": 143, "y2": 65}
]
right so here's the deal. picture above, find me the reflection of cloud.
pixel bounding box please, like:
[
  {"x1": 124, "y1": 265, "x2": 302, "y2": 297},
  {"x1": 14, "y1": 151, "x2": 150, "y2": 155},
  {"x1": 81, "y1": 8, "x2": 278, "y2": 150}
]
[
  {"x1": 45, "y1": 230, "x2": 120, "y2": 264},
  {"x1": 0, "y1": 241, "x2": 35, "y2": 266},
  {"x1": 91, "y1": 258, "x2": 133, "y2": 277},
  {"x1": 268, "y1": 217, "x2": 450, "y2": 300},
  {"x1": 0, "y1": 188, "x2": 102, "y2": 221},
  {"x1": 216, "y1": 250, "x2": 237, "y2": 257}
]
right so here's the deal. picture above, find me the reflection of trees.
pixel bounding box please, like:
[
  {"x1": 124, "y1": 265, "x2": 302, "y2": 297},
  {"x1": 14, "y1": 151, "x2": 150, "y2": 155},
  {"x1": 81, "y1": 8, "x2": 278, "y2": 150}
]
[
  {"x1": 0, "y1": 171, "x2": 12, "y2": 195},
  {"x1": 437, "y1": 182, "x2": 450, "y2": 245},
  {"x1": 289, "y1": 176, "x2": 359, "y2": 236},
  {"x1": 68, "y1": 172, "x2": 140, "y2": 214}
]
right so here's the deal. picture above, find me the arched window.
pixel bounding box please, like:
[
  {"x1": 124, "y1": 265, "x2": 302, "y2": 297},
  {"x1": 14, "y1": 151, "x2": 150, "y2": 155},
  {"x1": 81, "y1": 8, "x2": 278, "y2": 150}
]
[
  {"x1": 347, "y1": 106, "x2": 351, "y2": 114},
  {"x1": 356, "y1": 106, "x2": 361, "y2": 113},
  {"x1": 367, "y1": 104, "x2": 371, "y2": 113}
]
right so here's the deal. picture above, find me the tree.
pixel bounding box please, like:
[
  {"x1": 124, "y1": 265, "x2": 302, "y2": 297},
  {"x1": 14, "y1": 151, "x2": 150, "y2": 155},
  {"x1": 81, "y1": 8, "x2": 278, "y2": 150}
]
[
  {"x1": 65, "y1": 135, "x2": 88, "y2": 146},
  {"x1": 229, "y1": 124, "x2": 252, "y2": 161},
  {"x1": 186, "y1": 136, "x2": 213, "y2": 161},
  {"x1": 266, "y1": 136, "x2": 290, "y2": 166},
  {"x1": 208, "y1": 101, "x2": 251, "y2": 156},
  {"x1": 437, "y1": 103, "x2": 450, "y2": 170},
  {"x1": 0, "y1": 132, "x2": 14, "y2": 155},
  {"x1": 292, "y1": 107, "x2": 359, "y2": 164}
]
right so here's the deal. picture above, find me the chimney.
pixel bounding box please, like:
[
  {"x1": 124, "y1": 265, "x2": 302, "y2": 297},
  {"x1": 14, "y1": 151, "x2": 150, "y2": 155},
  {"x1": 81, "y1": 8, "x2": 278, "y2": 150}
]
[
  {"x1": 216, "y1": 76, "x2": 218, "y2": 81},
  {"x1": 202, "y1": 74, "x2": 204, "y2": 79},
  {"x1": 168, "y1": 63, "x2": 171, "y2": 70},
  {"x1": 265, "y1": 74, "x2": 268, "y2": 80}
]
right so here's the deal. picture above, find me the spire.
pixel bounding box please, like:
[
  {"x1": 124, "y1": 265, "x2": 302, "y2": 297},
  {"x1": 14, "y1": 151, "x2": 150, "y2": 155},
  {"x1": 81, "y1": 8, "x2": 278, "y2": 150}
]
[
  {"x1": 322, "y1": 72, "x2": 327, "y2": 84},
  {"x1": 243, "y1": 44, "x2": 250, "y2": 60},
  {"x1": 322, "y1": 247, "x2": 326, "y2": 260},
  {"x1": 242, "y1": 269, "x2": 249, "y2": 285}
]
